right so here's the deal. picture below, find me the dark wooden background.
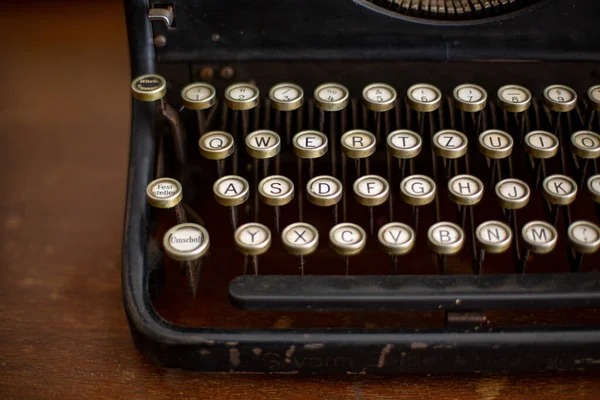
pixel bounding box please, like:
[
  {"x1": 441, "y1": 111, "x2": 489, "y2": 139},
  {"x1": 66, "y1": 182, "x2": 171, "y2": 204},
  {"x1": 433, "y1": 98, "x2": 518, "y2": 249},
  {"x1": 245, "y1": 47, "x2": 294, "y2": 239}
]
[{"x1": 2, "y1": 1, "x2": 600, "y2": 398}]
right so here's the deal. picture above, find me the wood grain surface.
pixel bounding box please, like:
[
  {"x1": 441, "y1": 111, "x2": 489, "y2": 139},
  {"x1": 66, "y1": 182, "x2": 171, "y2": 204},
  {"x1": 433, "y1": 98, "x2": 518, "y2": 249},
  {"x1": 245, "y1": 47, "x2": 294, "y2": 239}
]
[{"x1": 2, "y1": 1, "x2": 600, "y2": 399}]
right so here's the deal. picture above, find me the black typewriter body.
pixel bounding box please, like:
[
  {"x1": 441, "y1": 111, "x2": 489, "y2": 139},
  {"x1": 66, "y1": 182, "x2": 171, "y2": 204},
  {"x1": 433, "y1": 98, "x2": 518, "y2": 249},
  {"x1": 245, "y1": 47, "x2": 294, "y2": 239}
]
[{"x1": 123, "y1": 0, "x2": 600, "y2": 373}]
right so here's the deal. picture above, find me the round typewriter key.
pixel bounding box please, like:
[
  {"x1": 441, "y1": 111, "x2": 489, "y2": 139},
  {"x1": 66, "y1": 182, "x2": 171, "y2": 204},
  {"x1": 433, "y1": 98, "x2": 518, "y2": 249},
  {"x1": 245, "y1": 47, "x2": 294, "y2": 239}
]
[
  {"x1": 497, "y1": 84, "x2": 532, "y2": 113},
  {"x1": 181, "y1": 82, "x2": 216, "y2": 110},
  {"x1": 146, "y1": 177, "x2": 183, "y2": 209},
  {"x1": 427, "y1": 222, "x2": 464, "y2": 256},
  {"x1": 213, "y1": 175, "x2": 250, "y2": 207},
  {"x1": 131, "y1": 74, "x2": 166, "y2": 102},
  {"x1": 314, "y1": 83, "x2": 349, "y2": 112},
  {"x1": 235, "y1": 222, "x2": 271, "y2": 256},
  {"x1": 163, "y1": 223, "x2": 210, "y2": 262},
  {"x1": 198, "y1": 131, "x2": 235, "y2": 160},
  {"x1": 432, "y1": 130, "x2": 468, "y2": 159},
  {"x1": 269, "y1": 82, "x2": 304, "y2": 111},
  {"x1": 399, "y1": 175, "x2": 436, "y2": 207},
  {"x1": 306, "y1": 175, "x2": 343, "y2": 207},
  {"x1": 353, "y1": 175, "x2": 389, "y2": 234},
  {"x1": 282, "y1": 222, "x2": 319, "y2": 275},
  {"x1": 340, "y1": 129, "x2": 376, "y2": 159},
  {"x1": 213, "y1": 175, "x2": 249, "y2": 231},
  {"x1": 406, "y1": 83, "x2": 442, "y2": 112},
  {"x1": 567, "y1": 221, "x2": 600, "y2": 255},
  {"x1": 476, "y1": 220, "x2": 512, "y2": 254},
  {"x1": 542, "y1": 174, "x2": 577, "y2": 205},
  {"x1": 387, "y1": 129, "x2": 422, "y2": 159},
  {"x1": 571, "y1": 130, "x2": 600, "y2": 159},
  {"x1": 587, "y1": 175, "x2": 600, "y2": 203},
  {"x1": 378, "y1": 222, "x2": 415, "y2": 256},
  {"x1": 245, "y1": 130, "x2": 281, "y2": 159},
  {"x1": 478, "y1": 129, "x2": 513, "y2": 159},
  {"x1": 329, "y1": 222, "x2": 367, "y2": 256},
  {"x1": 543, "y1": 84, "x2": 577, "y2": 113},
  {"x1": 453, "y1": 83, "x2": 487, "y2": 112},
  {"x1": 495, "y1": 178, "x2": 530, "y2": 210},
  {"x1": 588, "y1": 85, "x2": 600, "y2": 111},
  {"x1": 361, "y1": 83, "x2": 397, "y2": 112},
  {"x1": 282, "y1": 222, "x2": 319, "y2": 257},
  {"x1": 524, "y1": 130, "x2": 559, "y2": 159},
  {"x1": 235, "y1": 222, "x2": 271, "y2": 275},
  {"x1": 224, "y1": 83, "x2": 260, "y2": 110},
  {"x1": 448, "y1": 174, "x2": 484, "y2": 206},
  {"x1": 353, "y1": 175, "x2": 389, "y2": 207},
  {"x1": 293, "y1": 130, "x2": 328, "y2": 159},
  {"x1": 258, "y1": 175, "x2": 294, "y2": 206},
  {"x1": 259, "y1": 175, "x2": 294, "y2": 234},
  {"x1": 522, "y1": 221, "x2": 558, "y2": 255}
]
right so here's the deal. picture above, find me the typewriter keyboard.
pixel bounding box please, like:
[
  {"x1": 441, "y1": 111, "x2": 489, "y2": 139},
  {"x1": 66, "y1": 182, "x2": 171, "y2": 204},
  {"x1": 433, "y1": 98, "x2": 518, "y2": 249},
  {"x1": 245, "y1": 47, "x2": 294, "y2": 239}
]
[{"x1": 132, "y1": 74, "x2": 600, "y2": 329}]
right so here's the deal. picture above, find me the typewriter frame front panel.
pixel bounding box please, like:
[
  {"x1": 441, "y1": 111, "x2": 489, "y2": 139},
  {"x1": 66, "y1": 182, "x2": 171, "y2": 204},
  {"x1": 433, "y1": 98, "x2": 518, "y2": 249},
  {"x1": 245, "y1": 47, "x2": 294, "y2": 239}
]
[{"x1": 123, "y1": 0, "x2": 600, "y2": 373}]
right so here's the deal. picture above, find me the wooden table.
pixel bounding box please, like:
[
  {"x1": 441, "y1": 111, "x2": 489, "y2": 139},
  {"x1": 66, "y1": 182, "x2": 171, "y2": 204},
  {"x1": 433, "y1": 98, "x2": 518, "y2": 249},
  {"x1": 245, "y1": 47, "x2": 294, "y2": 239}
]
[{"x1": 1, "y1": 1, "x2": 600, "y2": 398}]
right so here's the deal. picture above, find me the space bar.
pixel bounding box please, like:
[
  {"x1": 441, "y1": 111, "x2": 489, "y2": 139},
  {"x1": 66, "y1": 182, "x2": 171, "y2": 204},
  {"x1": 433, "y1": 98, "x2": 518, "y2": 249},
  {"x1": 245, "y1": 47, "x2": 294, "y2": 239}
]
[{"x1": 228, "y1": 274, "x2": 600, "y2": 311}]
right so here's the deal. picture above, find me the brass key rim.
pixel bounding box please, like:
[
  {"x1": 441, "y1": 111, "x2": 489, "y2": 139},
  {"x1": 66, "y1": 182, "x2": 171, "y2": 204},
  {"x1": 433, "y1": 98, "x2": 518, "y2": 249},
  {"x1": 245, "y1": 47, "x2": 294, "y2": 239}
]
[
  {"x1": 224, "y1": 82, "x2": 260, "y2": 110},
  {"x1": 542, "y1": 174, "x2": 577, "y2": 205},
  {"x1": 522, "y1": 221, "x2": 558, "y2": 254},
  {"x1": 406, "y1": 83, "x2": 442, "y2": 112},
  {"x1": 198, "y1": 131, "x2": 235, "y2": 160},
  {"x1": 329, "y1": 222, "x2": 367, "y2": 256},
  {"x1": 181, "y1": 82, "x2": 217, "y2": 110},
  {"x1": 475, "y1": 220, "x2": 512, "y2": 254},
  {"x1": 568, "y1": 220, "x2": 600, "y2": 254},
  {"x1": 495, "y1": 178, "x2": 531, "y2": 210},
  {"x1": 131, "y1": 74, "x2": 167, "y2": 102},
  {"x1": 447, "y1": 174, "x2": 484, "y2": 206},
  {"x1": 314, "y1": 82, "x2": 349, "y2": 112},
  {"x1": 478, "y1": 129, "x2": 514, "y2": 159},
  {"x1": 427, "y1": 221, "x2": 465, "y2": 255},
  {"x1": 146, "y1": 177, "x2": 183, "y2": 209},
  {"x1": 543, "y1": 84, "x2": 577, "y2": 113},
  {"x1": 340, "y1": 129, "x2": 377, "y2": 159},
  {"x1": 245, "y1": 130, "x2": 281, "y2": 159},
  {"x1": 452, "y1": 83, "x2": 488, "y2": 112},
  {"x1": 524, "y1": 130, "x2": 559, "y2": 159},
  {"x1": 269, "y1": 82, "x2": 304, "y2": 111},
  {"x1": 361, "y1": 83, "x2": 397, "y2": 112},
  {"x1": 281, "y1": 222, "x2": 319, "y2": 256},
  {"x1": 432, "y1": 129, "x2": 468, "y2": 159},
  {"x1": 234, "y1": 222, "x2": 272, "y2": 256},
  {"x1": 378, "y1": 222, "x2": 416, "y2": 255},
  {"x1": 386, "y1": 129, "x2": 422, "y2": 159},
  {"x1": 306, "y1": 175, "x2": 343, "y2": 207},
  {"x1": 258, "y1": 175, "x2": 295, "y2": 206},
  {"x1": 497, "y1": 84, "x2": 532, "y2": 113},
  {"x1": 163, "y1": 223, "x2": 210, "y2": 261},
  {"x1": 353, "y1": 175, "x2": 390, "y2": 207},
  {"x1": 213, "y1": 175, "x2": 250, "y2": 207},
  {"x1": 292, "y1": 130, "x2": 329, "y2": 159},
  {"x1": 588, "y1": 85, "x2": 600, "y2": 111},
  {"x1": 570, "y1": 130, "x2": 600, "y2": 159}
]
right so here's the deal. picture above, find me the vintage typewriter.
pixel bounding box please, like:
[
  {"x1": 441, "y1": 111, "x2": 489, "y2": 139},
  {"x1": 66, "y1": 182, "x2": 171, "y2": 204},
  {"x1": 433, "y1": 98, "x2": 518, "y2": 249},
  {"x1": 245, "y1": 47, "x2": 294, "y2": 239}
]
[{"x1": 122, "y1": 0, "x2": 600, "y2": 373}]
